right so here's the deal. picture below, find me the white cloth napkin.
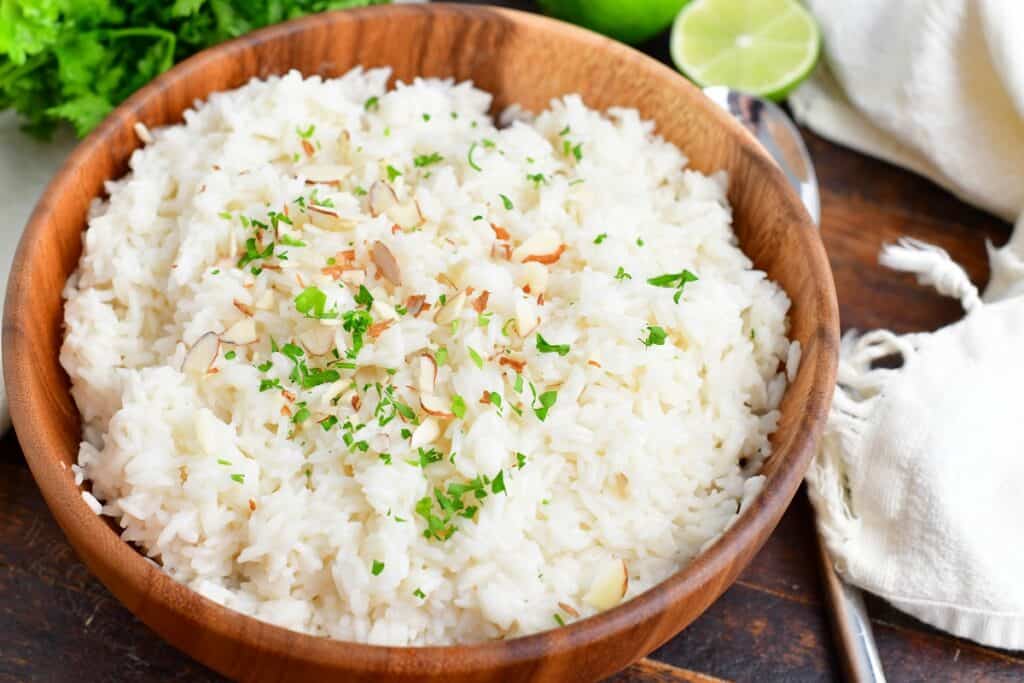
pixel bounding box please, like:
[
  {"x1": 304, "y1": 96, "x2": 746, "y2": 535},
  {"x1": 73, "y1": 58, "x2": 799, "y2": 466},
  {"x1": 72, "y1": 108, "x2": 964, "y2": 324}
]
[{"x1": 792, "y1": 0, "x2": 1024, "y2": 649}]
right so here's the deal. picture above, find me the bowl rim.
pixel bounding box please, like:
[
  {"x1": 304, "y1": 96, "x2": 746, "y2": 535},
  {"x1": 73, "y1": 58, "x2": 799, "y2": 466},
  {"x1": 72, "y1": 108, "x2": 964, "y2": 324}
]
[{"x1": 4, "y1": 2, "x2": 838, "y2": 676}]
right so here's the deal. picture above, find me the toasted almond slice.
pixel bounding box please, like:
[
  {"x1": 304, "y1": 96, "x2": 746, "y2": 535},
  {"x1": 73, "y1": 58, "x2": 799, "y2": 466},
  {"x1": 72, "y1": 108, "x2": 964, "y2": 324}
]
[
  {"x1": 418, "y1": 354, "x2": 438, "y2": 394},
  {"x1": 182, "y1": 332, "x2": 220, "y2": 375},
  {"x1": 371, "y1": 241, "x2": 402, "y2": 286},
  {"x1": 372, "y1": 299, "x2": 399, "y2": 322},
  {"x1": 583, "y1": 559, "x2": 629, "y2": 611},
  {"x1": 434, "y1": 290, "x2": 467, "y2": 325},
  {"x1": 490, "y1": 223, "x2": 510, "y2": 240},
  {"x1": 410, "y1": 416, "x2": 442, "y2": 448},
  {"x1": 558, "y1": 602, "x2": 580, "y2": 618},
  {"x1": 514, "y1": 297, "x2": 540, "y2": 337},
  {"x1": 499, "y1": 356, "x2": 526, "y2": 373},
  {"x1": 300, "y1": 163, "x2": 350, "y2": 186},
  {"x1": 299, "y1": 326, "x2": 335, "y2": 356},
  {"x1": 368, "y1": 180, "x2": 398, "y2": 218},
  {"x1": 406, "y1": 294, "x2": 426, "y2": 317},
  {"x1": 389, "y1": 200, "x2": 425, "y2": 229},
  {"x1": 420, "y1": 394, "x2": 454, "y2": 419},
  {"x1": 301, "y1": 139, "x2": 315, "y2": 157},
  {"x1": 307, "y1": 205, "x2": 356, "y2": 232},
  {"x1": 471, "y1": 290, "x2": 490, "y2": 314},
  {"x1": 512, "y1": 229, "x2": 560, "y2": 263},
  {"x1": 222, "y1": 318, "x2": 257, "y2": 345},
  {"x1": 368, "y1": 319, "x2": 393, "y2": 339},
  {"x1": 523, "y1": 244, "x2": 566, "y2": 265},
  {"x1": 520, "y1": 262, "x2": 549, "y2": 295},
  {"x1": 233, "y1": 299, "x2": 254, "y2": 317}
]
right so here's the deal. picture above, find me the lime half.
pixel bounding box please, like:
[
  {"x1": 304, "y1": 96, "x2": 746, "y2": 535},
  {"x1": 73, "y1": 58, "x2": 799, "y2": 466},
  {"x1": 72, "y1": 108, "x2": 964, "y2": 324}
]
[
  {"x1": 670, "y1": 0, "x2": 821, "y2": 101},
  {"x1": 538, "y1": 0, "x2": 689, "y2": 45}
]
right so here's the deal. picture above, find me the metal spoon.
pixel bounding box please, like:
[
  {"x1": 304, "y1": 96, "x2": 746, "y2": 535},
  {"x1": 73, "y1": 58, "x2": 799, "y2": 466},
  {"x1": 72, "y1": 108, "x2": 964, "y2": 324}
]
[{"x1": 704, "y1": 85, "x2": 887, "y2": 683}]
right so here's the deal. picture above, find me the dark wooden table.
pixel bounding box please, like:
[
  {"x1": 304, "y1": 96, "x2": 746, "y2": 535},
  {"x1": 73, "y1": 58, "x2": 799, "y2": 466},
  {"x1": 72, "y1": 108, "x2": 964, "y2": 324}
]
[{"x1": 2, "y1": 3, "x2": 1023, "y2": 681}]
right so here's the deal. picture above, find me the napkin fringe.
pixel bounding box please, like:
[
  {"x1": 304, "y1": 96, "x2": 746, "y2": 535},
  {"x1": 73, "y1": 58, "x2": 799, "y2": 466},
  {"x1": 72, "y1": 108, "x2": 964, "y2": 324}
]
[
  {"x1": 807, "y1": 329, "x2": 920, "y2": 576},
  {"x1": 880, "y1": 238, "x2": 981, "y2": 312}
]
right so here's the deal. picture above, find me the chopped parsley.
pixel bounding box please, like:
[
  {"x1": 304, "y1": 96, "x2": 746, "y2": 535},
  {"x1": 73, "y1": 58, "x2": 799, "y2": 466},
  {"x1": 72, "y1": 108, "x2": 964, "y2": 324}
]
[
  {"x1": 558, "y1": 125, "x2": 571, "y2": 136},
  {"x1": 594, "y1": 233, "x2": 608, "y2": 244},
  {"x1": 291, "y1": 403, "x2": 311, "y2": 424},
  {"x1": 641, "y1": 325, "x2": 668, "y2": 347},
  {"x1": 379, "y1": 453, "x2": 393, "y2": 465},
  {"x1": 217, "y1": 458, "x2": 231, "y2": 466},
  {"x1": 296, "y1": 124, "x2": 315, "y2": 139},
  {"x1": 413, "y1": 588, "x2": 426, "y2": 599},
  {"x1": 354, "y1": 285, "x2": 374, "y2": 310},
  {"x1": 257, "y1": 360, "x2": 273, "y2": 372},
  {"x1": 224, "y1": 350, "x2": 236, "y2": 360},
  {"x1": 553, "y1": 614, "x2": 566, "y2": 627},
  {"x1": 434, "y1": 348, "x2": 448, "y2": 366},
  {"x1": 516, "y1": 452, "x2": 527, "y2": 469},
  {"x1": 636, "y1": 237, "x2": 645, "y2": 247},
  {"x1": 536, "y1": 334, "x2": 570, "y2": 356},
  {"x1": 230, "y1": 473, "x2": 245, "y2": 484},
  {"x1": 488, "y1": 392, "x2": 502, "y2": 414},
  {"x1": 491, "y1": 470, "x2": 506, "y2": 495},
  {"x1": 527, "y1": 172, "x2": 547, "y2": 187},
  {"x1": 451, "y1": 394, "x2": 467, "y2": 419},
  {"x1": 614, "y1": 266, "x2": 632, "y2": 281},
  {"x1": 499, "y1": 193, "x2": 514, "y2": 210},
  {"x1": 342, "y1": 309, "x2": 373, "y2": 356},
  {"x1": 386, "y1": 165, "x2": 402, "y2": 182},
  {"x1": 414, "y1": 152, "x2": 443, "y2": 168},
  {"x1": 279, "y1": 234, "x2": 306, "y2": 247},
  {"x1": 364, "y1": 96, "x2": 380, "y2": 111},
  {"x1": 531, "y1": 386, "x2": 558, "y2": 422},
  {"x1": 259, "y1": 378, "x2": 281, "y2": 392},
  {"x1": 647, "y1": 269, "x2": 699, "y2": 303},
  {"x1": 467, "y1": 142, "x2": 482, "y2": 172},
  {"x1": 467, "y1": 347, "x2": 484, "y2": 369},
  {"x1": 237, "y1": 237, "x2": 274, "y2": 269},
  {"x1": 422, "y1": 114, "x2": 431, "y2": 122},
  {"x1": 514, "y1": 374, "x2": 524, "y2": 393},
  {"x1": 371, "y1": 560, "x2": 385, "y2": 576},
  {"x1": 353, "y1": 186, "x2": 368, "y2": 197},
  {"x1": 294, "y1": 286, "x2": 338, "y2": 319},
  {"x1": 320, "y1": 415, "x2": 339, "y2": 431}
]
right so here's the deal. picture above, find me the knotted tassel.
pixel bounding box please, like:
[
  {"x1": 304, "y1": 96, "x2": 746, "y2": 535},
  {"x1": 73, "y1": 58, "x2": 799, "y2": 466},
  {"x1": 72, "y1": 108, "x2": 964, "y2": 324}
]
[{"x1": 879, "y1": 237, "x2": 981, "y2": 313}]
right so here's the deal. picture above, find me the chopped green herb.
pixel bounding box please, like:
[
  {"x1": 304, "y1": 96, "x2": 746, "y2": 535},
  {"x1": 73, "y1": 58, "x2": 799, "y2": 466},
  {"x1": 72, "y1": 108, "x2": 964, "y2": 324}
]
[
  {"x1": 320, "y1": 415, "x2": 339, "y2": 431},
  {"x1": 422, "y1": 113, "x2": 431, "y2": 122},
  {"x1": 614, "y1": 266, "x2": 632, "y2": 281},
  {"x1": 218, "y1": 211, "x2": 232, "y2": 219},
  {"x1": 279, "y1": 234, "x2": 306, "y2": 247},
  {"x1": 571, "y1": 142, "x2": 583, "y2": 161},
  {"x1": 501, "y1": 319, "x2": 516, "y2": 337},
  {"x1": 342, "y1": 309, "x2": 373, "y2": 356},
  {"x1": 259, "y1": 378, "x2": 281, "y2": 392},
  {"x1": 491, "y1": 470, "x2": 506, "y2": 495},
  {"x1": 217, "y1": 458, "x2": 231, "y2": 466},
  {"x1": 451, "y1": 395, "x2": 467, "y2": 419},
  {"x1": 292, "y1": 403, "x2": 310, "y2": 424},
  {"x1": 386, "y1": 165, "x2": 402, "y2": 182},
  {"x1": 641, "y1": 325, "x2": 668, "y2": 347},
  {"x1": 257, "y1": 360, "x2": 273, "y2": 373},
  {"x1": 554, "y1": 613, "x2": 566, "y2": 627},
  {"x1": 353, "y1": 186, "x2": 368, "y2": 197},
  {"x1": 467, "y1": 142, "x2": 482, "y2": 172},
  {"x1": 211, "y1": 269, "x2": 220, "y2": 275},
  {"x1": 636, "y1": 237, "x2": 644, "y2": 247},
  {"x1": 536, "y1": 334, "x2": 570, "y2": 356},
  {"x1": 647, "y1": 269, "x2": 699, "y2": 303},
  {"x1": 294, "y1": 286, "x2": 337, "y2": 319},
  {"x1": 558, "y1": 125, "x2": 571, "y2": 136},
  {"x1": 434, "y1": 348, "x2": 448, "y2": 366},
  {"x1": 516, "y1": 452, "x2": 527, "y2": 469},
  {"x1": 477, "y1": 311, "x2": 493, "y2": 327},
  {"x1": 499, "y1": 193, "x2": 514, "y2": 210},
  {"x1": 468, "y1": 347, "x2": 484, "y2": 369},
  {"x1": 594, "y1": 233, "x2": 608, "y2": 244},
  {"x1": 488, "y1": 392, "x2": 502, "y2": 411},
  {"x1": 414, "y1": 152, "x2": 443, "y2": 168},
  {"x1": 527, "y1": 172, "x2": 547, "y2": 187},
  {"x1": 533, "y1": 390, "x2": 558, "y2": 422},
  {"x1": 230, "y1": 473, "x2": 245, "y2": 484},
  {"x1": 413, "y1": 588, "x2": 426, "y2": 599},
  {"x1": 750, "y1": 329, "x2": 757, "y2": 340},
  {"x1": 380, "y1": 452, "x2": 392, "y2": 465},
  {"x1": 296, "y1": 124, "x2": 315, "y2": 139},
  {"x1": 364, "y1": 96, "x2": 380, "y2": 112},
  {"x1": 401, "y1": 428, "x2": 413, "y2": 440},
  {"x1": 224, "y1": 350, "x2": 236, "y2": 360},
  {"x1": 472, "y1": 215, "x2": 484, "y2": 221},
  {"x1": 514, "y1": 374, "x2": 524, "y2": 393},
  {"x1": 354, "y1": 285, "x2": 374, "y2": 310},
  {"x1": 371, "y1": 560, "x2": 385, "y2": 576}
]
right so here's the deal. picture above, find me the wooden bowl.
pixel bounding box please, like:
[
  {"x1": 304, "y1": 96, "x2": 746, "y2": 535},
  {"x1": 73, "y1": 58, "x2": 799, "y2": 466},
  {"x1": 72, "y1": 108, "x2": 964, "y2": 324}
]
[{"x1": 4, "y1": 4, "x2": 838, "y2": 681}]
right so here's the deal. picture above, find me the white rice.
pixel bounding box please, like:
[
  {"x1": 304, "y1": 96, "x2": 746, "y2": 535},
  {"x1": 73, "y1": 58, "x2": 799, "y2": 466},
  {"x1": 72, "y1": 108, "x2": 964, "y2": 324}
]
[{"x1": 61, "y1": 68, "x2": 795, "y2": 645}]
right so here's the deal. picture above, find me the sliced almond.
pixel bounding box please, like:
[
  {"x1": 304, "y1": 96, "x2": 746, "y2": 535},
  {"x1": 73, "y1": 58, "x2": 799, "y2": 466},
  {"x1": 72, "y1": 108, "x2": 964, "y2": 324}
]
[
  {"x1": 583, "y1": 559, "x2": 629, "y2": 611},
  {"x1": 514, "y1": 297, "x2": 540, "y2": 337},
  {"x1": 301, "y1": 139, "x2": 315, "y2": 157},
  {"x1": 405, "y1": 294, "x2": 426, "y2": 317},
  {"x1": 499, "y1": 356, "x2": 526, "y2": 373},
  {"x1": 307, "y1": 205, "x2": 356, "y2": 232},
  {"x1": 299, "y1": 326, "x2": 335, "y2": 356},
  {"x1": 300, "y1": 163, "x2": 350, "y2": 187},
  {"x1": 367, "y1": 180, "x2": 398, "y2": 218},
  {"x1": 490, "y1": 223, "x2": 510, "y2": 240},
  {"x1": 558, "y1": 602, "x2": 580, "y2": 618},
  {"x1": 370, "y1": 241, "x2": 402, "y2": 286},
  {"x1": 471, "y1": 290, "x2": 490, "y2": 314},
  {"x1": 371, "y1": 299, "x2": 399, "y2": 322},
  {"x1": 368, "y1": 319, "x2": 393, "y2": 339},
  {"x1": 523, "y1": 244, "x2": 566, "y2": 265},
  {"x1": 410, "y1": 416, "x2": 442, "y2": 448},
  {"x1": 434, "y1": 290, "x2": 467, "y2": 325},
  {"x1": 418, "y1": 354, "x2": 438, "y2": 394},
  {"x1": 512, "y1": 229, "x2": 562, "y2": 263},
  {"x1": 389, "y1": 200, "x2": 424, "y2": 230},
  {"x1": 520, "y1": 262, "x2": 549, "y2": 295},
  {"x1": 221, "y1": 318, "x2": 258, "y2": 345},
  {"x1": 182, "y1": 332, "x2": 220, "y2": 375},
  {"x1": 233, "y1": 299, "x2": 254, "y2": 317},
  {"x1": 420, "y1": 394, "x2": 454, "y2": 419}
]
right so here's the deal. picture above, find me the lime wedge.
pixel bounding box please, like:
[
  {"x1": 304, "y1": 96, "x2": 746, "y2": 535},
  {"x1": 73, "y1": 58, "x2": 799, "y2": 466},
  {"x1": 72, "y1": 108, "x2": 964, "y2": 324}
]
[{"x1": 670, "y1": 0, "x2": 821, "y2": 101}]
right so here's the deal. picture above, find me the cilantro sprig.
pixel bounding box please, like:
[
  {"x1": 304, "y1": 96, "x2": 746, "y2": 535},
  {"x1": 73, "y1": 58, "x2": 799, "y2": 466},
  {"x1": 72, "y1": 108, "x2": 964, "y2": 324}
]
[{"x1": 647, "y1": 269, "x2": 699, "y2": 303}]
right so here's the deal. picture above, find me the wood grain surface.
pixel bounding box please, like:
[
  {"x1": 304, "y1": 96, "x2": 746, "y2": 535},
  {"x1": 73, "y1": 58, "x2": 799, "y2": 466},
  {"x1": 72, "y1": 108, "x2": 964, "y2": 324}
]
[{"x1": 0, "y1": 1, "x2": 1019, "y2": 682}]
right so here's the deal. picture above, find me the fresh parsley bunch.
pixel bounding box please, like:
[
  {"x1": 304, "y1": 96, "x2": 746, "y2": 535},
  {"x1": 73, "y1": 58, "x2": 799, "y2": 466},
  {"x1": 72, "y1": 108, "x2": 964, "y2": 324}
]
[{"x1": 0, "y1": 0, "x2": 391, "y2": 138}]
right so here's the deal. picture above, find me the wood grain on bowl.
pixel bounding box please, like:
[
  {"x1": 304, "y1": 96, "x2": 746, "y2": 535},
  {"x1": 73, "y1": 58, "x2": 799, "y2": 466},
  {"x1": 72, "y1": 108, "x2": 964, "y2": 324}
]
[{"x1": 3, "y1": 4, "x2": 838, "y2": 681}]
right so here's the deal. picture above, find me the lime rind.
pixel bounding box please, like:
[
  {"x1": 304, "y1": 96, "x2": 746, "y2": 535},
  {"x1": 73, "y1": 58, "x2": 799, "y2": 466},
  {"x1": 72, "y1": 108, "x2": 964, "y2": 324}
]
[{"x1": 670, "y1": 0, "x2": 821, "y2": 101}]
